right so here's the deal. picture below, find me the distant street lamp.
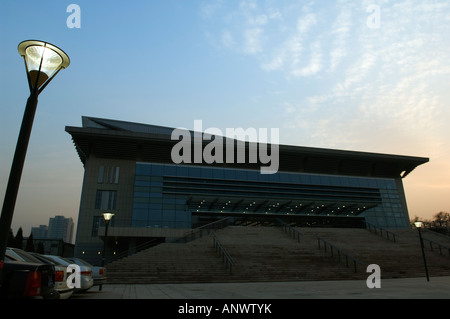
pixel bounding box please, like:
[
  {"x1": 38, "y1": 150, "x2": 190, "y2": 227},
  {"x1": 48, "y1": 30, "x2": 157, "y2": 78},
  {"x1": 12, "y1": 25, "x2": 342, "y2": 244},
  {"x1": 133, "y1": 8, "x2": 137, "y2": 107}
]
[
  {"x1": 0, "y1": 40, "x2": 70, "y2": 274},
  {"x1": 414, "y1": 221, "x2": 430, "y2": 282},
  {"x1": 100, "y1": 212, "x2": 114, "y2": 291}
]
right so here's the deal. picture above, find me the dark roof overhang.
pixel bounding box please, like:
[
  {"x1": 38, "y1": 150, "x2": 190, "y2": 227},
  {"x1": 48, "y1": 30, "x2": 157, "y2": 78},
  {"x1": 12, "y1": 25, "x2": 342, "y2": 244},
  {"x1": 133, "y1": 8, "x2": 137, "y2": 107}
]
[{"x1": 65, "y1": 117, "x2": 429, "y2": 179}]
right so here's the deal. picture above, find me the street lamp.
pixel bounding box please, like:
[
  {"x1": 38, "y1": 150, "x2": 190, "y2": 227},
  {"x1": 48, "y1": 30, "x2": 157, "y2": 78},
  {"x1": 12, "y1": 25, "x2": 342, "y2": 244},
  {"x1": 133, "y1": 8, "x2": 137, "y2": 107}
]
[
  {"x1": 102, "y1": 212, "x2": 114, "y2": 265},
  {"x1": 100, "y1": 212, "x2": 114, "y2": 291},
  {"x1": 0, "y1": 40, "x2": 70, "y2": 271},
  {"x1": 414, "y1": 221, "x2": 430, "y2": 282}
]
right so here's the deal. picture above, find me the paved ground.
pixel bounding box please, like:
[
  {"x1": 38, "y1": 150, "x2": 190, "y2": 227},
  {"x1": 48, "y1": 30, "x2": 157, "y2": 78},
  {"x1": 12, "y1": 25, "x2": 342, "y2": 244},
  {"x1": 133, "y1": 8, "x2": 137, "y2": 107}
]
[{"x1": 72, "y1": 276, "x2": 450, "y2": 299}]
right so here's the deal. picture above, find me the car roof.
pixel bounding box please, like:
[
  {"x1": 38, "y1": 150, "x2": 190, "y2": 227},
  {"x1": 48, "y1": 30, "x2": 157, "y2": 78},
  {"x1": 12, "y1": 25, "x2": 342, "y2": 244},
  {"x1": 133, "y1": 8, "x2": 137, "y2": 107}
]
[
  {"x1": 6, "y1": 247, "x2": 44, "y2": 264},
  {"x1": 68, "y1": 257, "x2": 93, "y2": 267},
  {"x1": 43, "y1": 254, "x2": 72, "y2": 265}
]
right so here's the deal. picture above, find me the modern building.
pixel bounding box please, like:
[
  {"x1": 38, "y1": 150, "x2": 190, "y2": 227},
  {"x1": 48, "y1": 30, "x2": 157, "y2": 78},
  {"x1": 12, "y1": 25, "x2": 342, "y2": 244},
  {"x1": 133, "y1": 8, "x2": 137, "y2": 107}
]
[
  {"x1": 66, "y1": 116, "x2": 428, "y2": 265},
  {"x1": 47, "y1": 215, "x2": 74, "y2": 244},
  {"x1": 30, "y1": 215, "x2": 74, "y2": 244},
  {"x1": 30, "y1": 225, "x2": 48, "y2": 239}
]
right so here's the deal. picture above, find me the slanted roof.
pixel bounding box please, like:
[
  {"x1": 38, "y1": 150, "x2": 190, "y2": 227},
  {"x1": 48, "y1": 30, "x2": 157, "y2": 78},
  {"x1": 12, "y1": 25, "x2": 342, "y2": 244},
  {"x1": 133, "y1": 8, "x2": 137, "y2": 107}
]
[{"x1": 65, "y1": 116, "x2": 429, "y2": 179}]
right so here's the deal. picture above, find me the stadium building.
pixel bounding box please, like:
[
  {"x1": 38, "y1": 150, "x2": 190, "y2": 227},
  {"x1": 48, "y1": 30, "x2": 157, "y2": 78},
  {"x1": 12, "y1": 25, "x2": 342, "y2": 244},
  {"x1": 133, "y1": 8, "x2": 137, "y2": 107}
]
[{"x1": 65, "y1": 116, "x2": 428, "y2": 264}]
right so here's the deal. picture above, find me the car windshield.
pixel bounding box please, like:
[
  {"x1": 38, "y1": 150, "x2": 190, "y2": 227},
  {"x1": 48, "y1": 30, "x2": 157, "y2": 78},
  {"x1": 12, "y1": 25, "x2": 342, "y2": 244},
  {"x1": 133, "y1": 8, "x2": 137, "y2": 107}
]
[
  {"x1": 34, "y1": 254, "x2": 65, "y2": 266},
  {"x1": 7, "y1": 248, "x2": 42, "y2": 263},
  {"x1": 70, "y1": 258, "x2": 92, "y2": 267},
  {"x1": 44, "y1": 255, "x2": 71, "y2": 266}
]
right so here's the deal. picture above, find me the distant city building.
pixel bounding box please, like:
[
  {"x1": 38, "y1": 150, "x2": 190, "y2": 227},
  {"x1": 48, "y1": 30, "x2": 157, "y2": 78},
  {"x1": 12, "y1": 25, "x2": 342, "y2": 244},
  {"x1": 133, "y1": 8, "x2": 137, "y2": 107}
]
[
  {"x1": 30, "y1": 225, "x2": 48, "y2": 239},
  {"x1": 48, "y1": 216, "x2": 74, "y2": 243},
  {"x1": 30, "y1": 216, "x2": 74, "y2": 244}
]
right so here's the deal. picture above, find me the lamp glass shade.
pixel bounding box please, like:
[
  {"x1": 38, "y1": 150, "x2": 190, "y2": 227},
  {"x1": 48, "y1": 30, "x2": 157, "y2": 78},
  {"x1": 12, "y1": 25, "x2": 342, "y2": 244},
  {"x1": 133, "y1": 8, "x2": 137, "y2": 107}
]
[
  {"x1": 103, "y1": 213, "x2": 115, "y2": 221},
  {"x1": 18, "y1": 40, "x2": 70, "y2": 91},
  {"x1": 25, "y1": 46, "x2": 62, "y2": 88},
  {"x1": 414, "y1": 221, "x2": 423, "y2": 228}
]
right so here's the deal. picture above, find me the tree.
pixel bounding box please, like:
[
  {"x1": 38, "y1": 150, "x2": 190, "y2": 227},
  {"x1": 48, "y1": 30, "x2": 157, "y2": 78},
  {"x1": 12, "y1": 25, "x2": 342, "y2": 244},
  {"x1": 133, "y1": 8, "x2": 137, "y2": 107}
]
[
  {"x1": 7, "y1": 229, "x2": 15, "y2": 248},
  {"x1": 25, "y1": 233, "x2": 35, "y2": 252},
  {"x1": 12, "y1": 227, "x2": 24, "y2": 249},
  {"x1": 433, "y1": 212, "x2": 449, "y2": 226}
]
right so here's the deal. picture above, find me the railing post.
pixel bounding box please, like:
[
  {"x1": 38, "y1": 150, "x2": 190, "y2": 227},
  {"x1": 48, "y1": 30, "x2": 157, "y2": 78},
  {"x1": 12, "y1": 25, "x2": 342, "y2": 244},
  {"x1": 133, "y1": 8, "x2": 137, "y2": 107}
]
[
  {"x1": 316, "y1": 236, "x2": 362, "y2": 273},
  {"x1": 212, "y1": 232, "x2": 234, "y2": 275}
]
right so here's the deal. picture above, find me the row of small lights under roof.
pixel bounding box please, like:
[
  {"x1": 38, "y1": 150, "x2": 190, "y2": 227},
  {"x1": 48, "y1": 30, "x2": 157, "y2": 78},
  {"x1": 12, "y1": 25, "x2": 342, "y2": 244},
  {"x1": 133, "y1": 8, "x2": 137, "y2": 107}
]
[
  {"x1": 195, "y1": 199, "x2": 365, "y2": 210},
  {"x1": 194, "y1": 199, "x2": 366, "y2": 216}
]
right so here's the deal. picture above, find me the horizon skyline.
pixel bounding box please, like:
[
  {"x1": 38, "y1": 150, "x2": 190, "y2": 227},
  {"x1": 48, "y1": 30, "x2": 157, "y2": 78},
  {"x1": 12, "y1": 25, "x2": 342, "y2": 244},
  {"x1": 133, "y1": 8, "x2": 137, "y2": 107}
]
[{"x1": 1, "y1": 1, "x2": 450, "y2": 236}]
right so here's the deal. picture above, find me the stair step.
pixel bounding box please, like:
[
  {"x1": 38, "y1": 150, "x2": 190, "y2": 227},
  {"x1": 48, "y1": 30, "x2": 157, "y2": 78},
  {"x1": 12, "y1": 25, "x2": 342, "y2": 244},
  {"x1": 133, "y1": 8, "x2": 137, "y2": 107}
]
[{"x1": 105, "y1": 226, "x2": 450, "y2": 284}]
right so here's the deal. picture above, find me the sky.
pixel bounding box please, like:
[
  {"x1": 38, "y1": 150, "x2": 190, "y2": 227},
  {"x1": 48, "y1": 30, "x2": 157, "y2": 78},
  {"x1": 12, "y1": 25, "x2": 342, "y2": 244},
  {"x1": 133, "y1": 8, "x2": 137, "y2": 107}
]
[{"x1": 1, "y1": 0, "x2": 450, "y2": 237}]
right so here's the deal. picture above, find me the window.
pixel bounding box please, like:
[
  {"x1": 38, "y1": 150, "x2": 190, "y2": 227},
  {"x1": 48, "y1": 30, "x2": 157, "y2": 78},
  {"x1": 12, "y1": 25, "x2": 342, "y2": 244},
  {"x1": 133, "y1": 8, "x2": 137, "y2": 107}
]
[
  {"x1": 98, "y1": 165, "x2": 120, "y2": 184},
  {"x1": 98, "y1": 166, "x2": 105, "y2": 183},
  {"x1": 95, "y1": 190, "x2": 117, "y2": 210},
  {"x1": 114, "y1": 167, "x2": 120, "y2": 184}
]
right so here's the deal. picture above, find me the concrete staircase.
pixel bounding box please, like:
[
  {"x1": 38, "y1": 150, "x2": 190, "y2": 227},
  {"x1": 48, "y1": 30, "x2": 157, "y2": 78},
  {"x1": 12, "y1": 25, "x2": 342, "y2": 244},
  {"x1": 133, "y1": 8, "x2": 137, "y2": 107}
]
[
  {"x1": 106, "y1": 226, "x2": 450, "y2": 284},
  {"x1": 213, "y1": 226, "x2": 366, "y2": 282},
  {"x1": 297, "y1": 227, "x2": 450, "y2": 279},
  {"x1": 106, "y1": 235, "x2": 231, "y2": 284}
]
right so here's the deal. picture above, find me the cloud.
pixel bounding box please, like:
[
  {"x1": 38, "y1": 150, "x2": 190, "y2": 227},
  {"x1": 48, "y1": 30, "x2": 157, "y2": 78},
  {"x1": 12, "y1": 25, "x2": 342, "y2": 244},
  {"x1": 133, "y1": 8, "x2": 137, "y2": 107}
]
[
  {"x1": 291, "y1": 40, "x2": 322, "y2": 77},
  {"x1": 260, "y1": 12, "x2": 318, "y2": 74},
  {"x1": 200, "y1": 0, "x2": 450, "y2": 220},
  {"x1": 329, "y1": 2, "x2": 353, "y2": 71},
  {"x1": 202, "y1": 0, "x2": 450, "y2": 150},
  {"x1": 221, "y1": 31, "x2": 235, "y2": 49},
  {"x1": 200, "y1": 0, "x2": 224, "y2": 19},
  {"x1": 243, "y1": 27, "x2": 264, "y2": 55}
]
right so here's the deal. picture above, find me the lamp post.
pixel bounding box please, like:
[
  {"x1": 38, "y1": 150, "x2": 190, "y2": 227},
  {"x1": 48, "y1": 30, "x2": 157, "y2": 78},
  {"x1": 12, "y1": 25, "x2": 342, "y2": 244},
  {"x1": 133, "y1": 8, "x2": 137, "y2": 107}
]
[
  {"x1": 100, "y1": 212, "x2": 114, "y2": 291},
  {"x1": 0, "y1": 40, "x2": 70, "y2": 273},
  {"x1": 414, "y1": 221, "x2": 430, "y2": 282}
]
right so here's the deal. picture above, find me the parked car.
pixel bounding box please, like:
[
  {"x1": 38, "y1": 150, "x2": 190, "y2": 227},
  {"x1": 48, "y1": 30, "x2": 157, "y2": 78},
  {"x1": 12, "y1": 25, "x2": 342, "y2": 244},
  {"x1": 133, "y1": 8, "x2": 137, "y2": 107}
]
[
  {"x1": 30, "y1": 253, "x2": 74, "y2": 299},
  {"x1": 67, "y1": 257, "x2": 106, "y2": 287},
  {"x1": 1, "y1": 248, "x2": 59, "y2": 299},
  {"x1": 42, "y1": 255, "x2": 93, "y2": 292}
]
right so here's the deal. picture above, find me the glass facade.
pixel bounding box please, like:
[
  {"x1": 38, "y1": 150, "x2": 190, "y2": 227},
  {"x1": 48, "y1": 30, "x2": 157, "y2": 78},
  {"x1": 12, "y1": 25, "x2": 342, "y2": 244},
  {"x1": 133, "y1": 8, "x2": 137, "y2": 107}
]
[{"x1": 132, "y1": 162, "x2": 408, "y2": 229}]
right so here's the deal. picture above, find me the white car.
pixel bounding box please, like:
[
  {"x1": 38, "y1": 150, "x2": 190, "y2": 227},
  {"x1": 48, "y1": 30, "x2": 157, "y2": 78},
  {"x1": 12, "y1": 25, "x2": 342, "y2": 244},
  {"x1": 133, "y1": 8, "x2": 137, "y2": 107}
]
[
  {"x1": 42, "y1": 255, "x2": 94, "y2": 292},
  {"x1": 67, "y1": 257, "x2": 107, "y2": 287}
]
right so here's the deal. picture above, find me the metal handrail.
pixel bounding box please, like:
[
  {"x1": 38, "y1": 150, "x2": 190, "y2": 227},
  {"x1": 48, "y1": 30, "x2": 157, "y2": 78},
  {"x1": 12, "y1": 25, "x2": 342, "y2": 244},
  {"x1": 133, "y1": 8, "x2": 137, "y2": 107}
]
[
  {"x1": 277, "y1": 218, "x2": 363, "y2": 272},
  {"x1": 276, "y1": 218, "x2": 302, "y2": 243},
  {"x1": 104, "y1": 238, "x2": 161, "y2": 265},
  {"x1": 365, "y1": 221, "x2": 398, "y2": 242},
  {"x1": 104, "y1": 218, "x2": 231, "y2": 264},
  {"x1": 422, "y1": 236, "x2": 450, "y2": 257},
  {"x1": 175, "y1": 217, "x2": 231, "y2": 243},
  {"x1": 212, "y1": 232, "x2": 235, "y2": 274},
  {"x1": 317, "y1": 236, "x2": 364, "y2": 273}
]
